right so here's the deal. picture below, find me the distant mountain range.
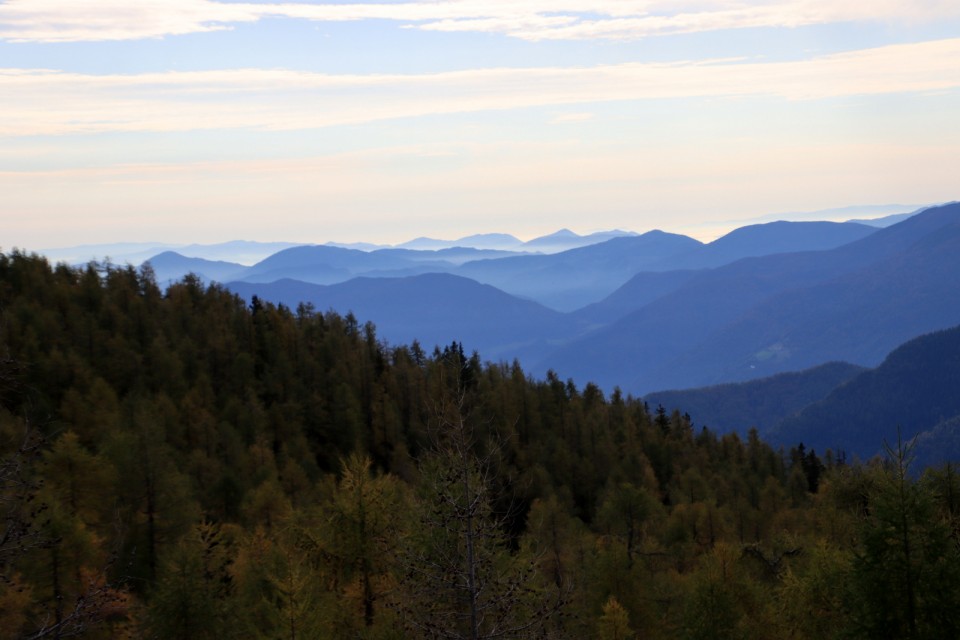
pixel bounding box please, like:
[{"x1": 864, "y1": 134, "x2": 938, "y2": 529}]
[
  {"x1": 455, "y1": 230, "x2": 703, "y2": 310},
  {"x1": 42, "y1": 206, "x2": 919, "y2": 267},
  {"x1": 396, "y1": 228, "x2": 640, "y2": 253},
  {"x1": 846, "y1": 211, "x2": 917, "y2": 227},
  {"x1": 144, "y1": 218, "x2": 882, "y2": 312},
  {"x1": 38, "y1": 227, "x2": 642, "y2": 268},
  {"x1": 539, "y1": 203, "x2": 960, "y2": 393},
  {"x1": 38, "y1": 240, "x2": 302, "y2": 267}
]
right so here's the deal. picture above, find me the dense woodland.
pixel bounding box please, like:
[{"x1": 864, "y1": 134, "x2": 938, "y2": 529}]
[{"x1": 1, "y1": 249, "x2": 959, "y2": 639}]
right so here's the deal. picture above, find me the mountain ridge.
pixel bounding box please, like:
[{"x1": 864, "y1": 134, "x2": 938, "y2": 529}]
[
  {"x1": 537, "y1": 202, "x2": 960, "y2": 394},
  {"x1": 226, "y1": 272, "x2": 585, "y2": 363}
]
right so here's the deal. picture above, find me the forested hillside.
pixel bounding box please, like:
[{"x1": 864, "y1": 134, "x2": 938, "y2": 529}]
[
  {"x1": 648, "y1": 325, "x2": 960, "y2": 465},
  {"x1": 645, "y1": 362, "x2": 867, "y2": 435},
  {"x1": 772, "y1": 325, "x2": 960, "y2": 460},
  {"x1": 1, "y1": 250, "x2": 958, "y2": 639}
]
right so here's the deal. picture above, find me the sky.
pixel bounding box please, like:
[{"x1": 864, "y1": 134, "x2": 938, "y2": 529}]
[{"x1": 2, "y1": 1, "x2": 959, "y2": 250}]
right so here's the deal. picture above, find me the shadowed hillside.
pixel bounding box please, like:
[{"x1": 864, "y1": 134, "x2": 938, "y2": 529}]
[
  {"x1": 226, "y1": 272, "x2": 584, "y2": 362},
  {"x1": 771, "y1": 324, "x2": 960, "y2": 460},
  {"x1": 645, "y1": 361, "x2": 867, "y2": 435}
]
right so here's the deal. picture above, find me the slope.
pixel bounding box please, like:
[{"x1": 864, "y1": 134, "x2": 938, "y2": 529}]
[
  {"x1": 668, "y1": 220, "x2": 876, "y2": 270},
  {"x1": 145, "y1": 251, "x2": 247, "y2": 285},
  {"x1": 236, "y1": 245, "x2": 448, "y2": 284},
  {"x1": 538, "y1": 202, "x2": 960, "y2": 393},
  {"x1": 566, "y1": 220, "x2": 876, "y2": 321},
  {"x1": 770, "y1": 324, "x2": 960, "y2": 460},
  {"x1": 644, "y1": 361, "x2": 866, "y2": 435},
  {"x1": 653, "y1": 205, "x2": 960, "y2": 389},
  {"x1": 226, "y1": 272, "x2": 582, "y2": 362},
  {"x1": 456, "y1": 230, "x2": 703, "y2": 311},
  {"x1": 571, "y1": 269, "x2": 704, "y2": 327}
]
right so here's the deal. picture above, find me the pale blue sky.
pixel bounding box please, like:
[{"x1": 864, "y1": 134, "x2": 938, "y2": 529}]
[{"x1": 2, "y1": 1, "x2": 958, "y2": 249}]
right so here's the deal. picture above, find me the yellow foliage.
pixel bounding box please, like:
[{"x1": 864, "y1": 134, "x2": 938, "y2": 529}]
[{"x1": 598, "y1": 595, "x2": 635, "y2": 640}]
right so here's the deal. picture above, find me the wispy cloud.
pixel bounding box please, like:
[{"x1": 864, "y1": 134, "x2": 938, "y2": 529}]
[
  {"x1": 551, "y1": 112, "x2": 594, "y2": 124},
  {"x1": 3, "y1": 38, "x2": 959, "y2": 136},
  {"x1": 1, "y1": 0, "x2": 957, "y2": 43}
]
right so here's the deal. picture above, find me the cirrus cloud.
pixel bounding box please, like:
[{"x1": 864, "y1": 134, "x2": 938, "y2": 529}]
[{"x1": 0, "y1": 0, "x2": 958, "y2": 43}]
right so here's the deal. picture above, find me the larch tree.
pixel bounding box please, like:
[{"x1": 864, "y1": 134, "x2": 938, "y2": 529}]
[
  {"x1": 846, "y1": 434, "x2": 960, "y2": 639},
  {"x1": 395, "y1": 386, "x2": 564, "y2": 640}
]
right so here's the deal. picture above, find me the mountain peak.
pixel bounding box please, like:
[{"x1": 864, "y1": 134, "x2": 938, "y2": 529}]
[
  {"x1": 453, "y1": 233, "x2": 523, "y2": 249},
  {"x1": 525, "y1": 229, "x2": 581, "y2": 244}
]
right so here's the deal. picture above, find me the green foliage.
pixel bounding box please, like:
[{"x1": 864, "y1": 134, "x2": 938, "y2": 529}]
[
  {"x1": 146, "y1": 521, "x2": 240, "y2": 640},
  {"x1": 777, "y1": 542, "x2": 849, "y2": 640},
  {"x1": 681, "y1": 544, "x2": 745, "y2": 640},
  {"x1": 845, "y1": 436, "x2": 960, "y2": 639},
  {"x1": 394, "y1": 392, "x2": 562, "y2": 639}
]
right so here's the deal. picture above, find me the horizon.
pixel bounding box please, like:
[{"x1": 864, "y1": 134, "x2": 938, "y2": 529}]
[
  {"x1": 2, "y1": 2, "x2": 959, "y2": 249},
  {"x1": 27, "y1": 202, "x2": 930, "y2": 252},
  {"x1": 18, "y1": 201, "x2": 931, "y2": 267}
]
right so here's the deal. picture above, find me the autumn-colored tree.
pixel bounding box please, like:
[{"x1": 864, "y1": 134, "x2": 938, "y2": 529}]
[
  {"x1": 5, "y1": 250, "x2": 960, "y2": 639},
  {"x1": 395, "y1": 390, "x2": 563, "y2": 639},
  {"x1": 597, "y1": 596, "x2": 634, "y2": 640},
  {"x1": 321, "y1": 453, "x2": 407, "y2": 630},
  {"x1": 146, "y1": 521, "x2": 240, "y2": 640}
]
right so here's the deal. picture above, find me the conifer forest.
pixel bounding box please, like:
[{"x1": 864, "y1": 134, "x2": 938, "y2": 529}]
[{"x1": 1, "y1": 250, "x2": 959, "y2": 639}]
